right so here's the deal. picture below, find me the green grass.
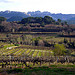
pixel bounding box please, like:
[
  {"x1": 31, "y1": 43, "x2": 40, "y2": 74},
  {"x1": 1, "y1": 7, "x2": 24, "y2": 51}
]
[
  {"x1": 6, "y1": 67, "x2": 75, "y2": 75},
  {"x1": 50, "y1": 64, "x2": 75, "y2": 68},
  {"x1": 3, "y1": 44, "x2": 14, "y2": 49}
]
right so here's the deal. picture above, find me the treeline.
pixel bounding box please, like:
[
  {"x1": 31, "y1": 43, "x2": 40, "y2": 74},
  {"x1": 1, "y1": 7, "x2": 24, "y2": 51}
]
[
  {"x1": 0, "y1": 16, "x2": 70, "y2": 32},
  {"x1": 20, "y1": 16, "x2": 67, "y2": 25},
  {"x1": 0, "y1": 16, "x2": 68, "y2": 25},
  {"x1": 20, "y1": 16, "x2": 55, "y2": 25}
]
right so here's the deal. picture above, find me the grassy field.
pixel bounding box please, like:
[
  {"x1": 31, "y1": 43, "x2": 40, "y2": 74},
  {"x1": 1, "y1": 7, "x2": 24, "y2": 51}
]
[{"x1": 0, "y1": 66, "x2": 75, "y2": 75}]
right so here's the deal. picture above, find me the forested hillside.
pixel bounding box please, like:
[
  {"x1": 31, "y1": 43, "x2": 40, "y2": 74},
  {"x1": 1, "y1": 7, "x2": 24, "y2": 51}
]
[
  {"x1": 0, "y1": 10, "x2": 75, "y2": 24},
  {"x1": 0, "y1": 16, "x2": 70, "y2": 32}
]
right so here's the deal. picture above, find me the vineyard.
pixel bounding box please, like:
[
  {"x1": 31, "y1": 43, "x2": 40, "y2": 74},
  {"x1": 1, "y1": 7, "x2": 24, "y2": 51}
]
[
  {"x1": 0, "y1": 43, "x2": 75, "y2": 69},
  {"x1": 0, "y1": 33, "x2": 75, "y2": 72},
  {"x1": 0, "y1": 45, "x2": 53, "y2": 57}
]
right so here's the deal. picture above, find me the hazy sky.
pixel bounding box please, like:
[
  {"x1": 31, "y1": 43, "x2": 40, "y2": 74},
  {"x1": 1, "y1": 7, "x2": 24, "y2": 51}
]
[{"x1": 0, "y1": 0, "x2": 75, "y2": 14}]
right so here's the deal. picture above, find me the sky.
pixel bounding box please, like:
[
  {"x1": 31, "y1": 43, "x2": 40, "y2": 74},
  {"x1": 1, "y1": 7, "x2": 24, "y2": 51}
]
[{"x1": 0, "y1": 0, "x2": 75, "y2": 14}]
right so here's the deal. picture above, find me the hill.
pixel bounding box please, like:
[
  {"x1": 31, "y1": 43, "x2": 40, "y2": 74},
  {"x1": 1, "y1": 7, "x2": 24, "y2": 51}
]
[
  {"x1": 27, "y1": 11, "x2": 75, "y2": 20},
  {"x1": 66, "y1": 20, "x2": 75, "y2": 24},
  {"x1": 64, "y1": 17, "x2": 75, "y2": 24},
  {"x1": 7, "y1": 16, "x2": 23, "y2": 22},
  {"x1": 0, "y1": 10, "x2": 75, "y2": 24},
  {"x1": 0, "y1": 10, "x2": 30, "y2": 19}
]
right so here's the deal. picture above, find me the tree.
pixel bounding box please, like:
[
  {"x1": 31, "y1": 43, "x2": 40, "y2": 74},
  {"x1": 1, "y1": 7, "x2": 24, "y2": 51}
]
[
  {"x1": 35, "y1": 17, "x2": 43, "y2": 23},
  {"x1": 57, "y1": 19, "x2": 61, "y2": 23},
  {"x1": 41, "y1": 22, "x2": 45, "y2": 27},
  {"x1": 21, "y1": 18, "x2": 29, "y2": 24},
  {"x1": 34, "y1": 38, "x2": 39, "y2": 46},
  {"x1": 61, "y1": 23, "x2": 64, "y2": 26},
  {"x1": 64, "y1": 38, "x2": 68, "y2": 44},
  {"x1": 0, "y1": 26, "x2": 5, "y2": 32},
  {"x1": 43, "y1": 40, "x2": 50, "y2": 47},
  {"x1": 0, "y1": 17, "x2": 6, "y2": 23},
  {"x1": 44, "y1": 16, "x2": 53, "y2": 24},
  {"x1": 55, "y1": 22, "x2": 60, "y2": 25},
  {"x1": 28, "y1": 17, "x2": 35, "y2": 23},
  {"x1": 64, "y1": 21, "x2": 68, "y2": 25},
  {"x1": 53, "y1": 44, "x2": 66, "y2": 56}
]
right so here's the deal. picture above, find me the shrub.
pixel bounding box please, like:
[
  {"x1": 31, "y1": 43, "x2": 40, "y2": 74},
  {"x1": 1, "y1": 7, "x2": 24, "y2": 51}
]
[
  {"x1": 14, "y1": 44, "x2": 19, "y2": 46},
  {"x1": 53, "y1": 44, "x2": 66, "y2": 56},
  {"x1": 64, "y1": 38, "x2": 68, "y2": 44}
]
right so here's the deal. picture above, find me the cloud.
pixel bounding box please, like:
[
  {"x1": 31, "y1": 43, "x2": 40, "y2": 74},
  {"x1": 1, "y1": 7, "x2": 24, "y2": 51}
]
[{"x1": 0, "y1": 0, "x2": 13, "y2": 3}]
